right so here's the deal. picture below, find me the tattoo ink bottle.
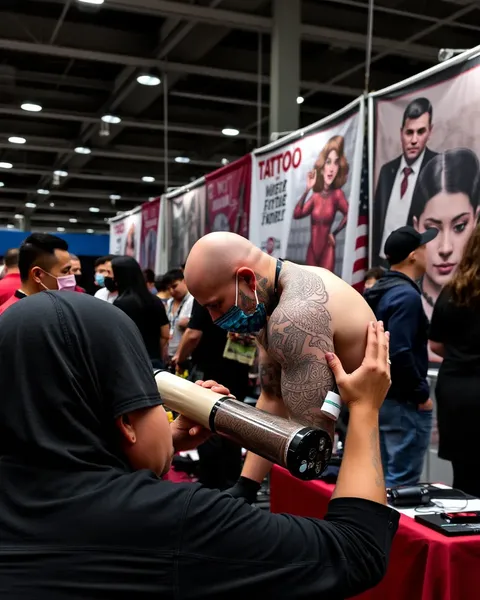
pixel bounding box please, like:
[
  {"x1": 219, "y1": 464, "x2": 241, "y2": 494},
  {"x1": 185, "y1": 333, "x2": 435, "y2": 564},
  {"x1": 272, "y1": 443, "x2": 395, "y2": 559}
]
[{"x1": 321, "y1": 383, "x2": 342, "y2": 421}]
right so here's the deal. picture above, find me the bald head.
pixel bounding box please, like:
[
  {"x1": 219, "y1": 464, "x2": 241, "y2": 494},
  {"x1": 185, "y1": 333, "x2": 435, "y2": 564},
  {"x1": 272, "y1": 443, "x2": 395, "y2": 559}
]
[{"x1": 185, "y1": 232, "x2": 272, "y2": 321}]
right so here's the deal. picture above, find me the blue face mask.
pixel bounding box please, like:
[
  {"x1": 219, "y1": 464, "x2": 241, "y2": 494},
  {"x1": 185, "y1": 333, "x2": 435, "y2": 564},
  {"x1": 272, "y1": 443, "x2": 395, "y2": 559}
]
[
  {"x1": 95, "y1": 273, "x2": 105, "y2": 287},
  {"x1": 214, "y1": 273, "x2": 267, "y2": 334}
]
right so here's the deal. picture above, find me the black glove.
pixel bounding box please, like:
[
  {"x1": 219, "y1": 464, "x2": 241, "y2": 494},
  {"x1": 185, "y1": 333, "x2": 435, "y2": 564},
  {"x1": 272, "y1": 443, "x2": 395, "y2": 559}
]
[{"x1": 225, "y1": 476, "x2": 261, "y2": 504}]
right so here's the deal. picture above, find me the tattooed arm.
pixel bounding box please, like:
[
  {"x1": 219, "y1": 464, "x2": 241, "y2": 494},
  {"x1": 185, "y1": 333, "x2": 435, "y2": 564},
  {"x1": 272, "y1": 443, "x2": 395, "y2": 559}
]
[{"x1": 240, "y1": 345, "x2": 288, "y2": 485}]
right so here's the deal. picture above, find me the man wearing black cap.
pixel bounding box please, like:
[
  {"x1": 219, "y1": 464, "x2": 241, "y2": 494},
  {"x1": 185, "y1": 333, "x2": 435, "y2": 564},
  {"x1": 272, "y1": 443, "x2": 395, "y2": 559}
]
[{"x1": 364, "y1": 225, "x2": 438, "y2": 487}]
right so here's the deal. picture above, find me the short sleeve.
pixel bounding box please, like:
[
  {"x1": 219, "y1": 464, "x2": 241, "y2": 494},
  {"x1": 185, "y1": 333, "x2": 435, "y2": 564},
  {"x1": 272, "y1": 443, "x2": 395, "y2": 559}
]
[
  {"x1": 429, "y1": 287, "x2": 451, "y2": 343},
  {"x1": 181, "y1": 294, "x2": 194, "y2": 320},
  {"x1": 188, "y1": 300, "x2": 210, "y2": 332},
  {"x1": 153, "y1": 297, "x2": 169, "y2": 327}
]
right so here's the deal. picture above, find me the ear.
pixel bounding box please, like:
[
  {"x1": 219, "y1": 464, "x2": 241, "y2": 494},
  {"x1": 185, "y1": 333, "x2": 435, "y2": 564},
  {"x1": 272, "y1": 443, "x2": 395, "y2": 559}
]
[
  {"x1": 30, "y1": 267, "x2": 42, "y2": 285},
  {"x1": 236, "y1": 267, "x2": 256, "y2": 292},
  {"x1": 115, "y1": 414, "x2": 136, "y2": 445},
  {"x1": 413, "y1": 216, "x2": 419, "y2": 232}
]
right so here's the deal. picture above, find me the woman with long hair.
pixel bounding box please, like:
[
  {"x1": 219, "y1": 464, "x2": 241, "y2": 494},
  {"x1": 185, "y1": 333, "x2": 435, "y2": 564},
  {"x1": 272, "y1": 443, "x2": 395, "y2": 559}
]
[
  {"x1": 112, "y1": 256, "x2": 170, "y2": 368},
  {"x1": 429, "y1": 223, "x2": 480, "y2": 495},
  {"x1": 293, "y1": 135, "x2": 349, "y2": 271}
]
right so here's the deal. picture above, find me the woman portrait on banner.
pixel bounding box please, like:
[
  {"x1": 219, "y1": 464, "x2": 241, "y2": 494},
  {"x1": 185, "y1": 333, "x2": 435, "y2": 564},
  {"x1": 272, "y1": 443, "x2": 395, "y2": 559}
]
[
  {"x1": 293, "y1": 135, "x2": 349, "y2": 271},
  {"x1": 410, "y1": 148, "x2": 480, "y2": 361}
]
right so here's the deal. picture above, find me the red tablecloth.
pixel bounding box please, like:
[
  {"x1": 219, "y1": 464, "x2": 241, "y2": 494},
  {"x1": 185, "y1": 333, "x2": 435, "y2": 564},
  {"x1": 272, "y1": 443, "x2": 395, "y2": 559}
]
[{"x1": 271, "y1": 466, "x2": 480, "y2": 600}]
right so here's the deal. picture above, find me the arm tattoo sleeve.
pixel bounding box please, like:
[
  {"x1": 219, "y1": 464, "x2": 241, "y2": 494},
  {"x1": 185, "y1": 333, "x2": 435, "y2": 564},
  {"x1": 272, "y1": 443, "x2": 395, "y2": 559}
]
[
  {"x1": 267, "y1": 266, "x2": 335, "y2": 427},
  {"x1": 258, "y1": 354, "x2": 282, "y2": 398}
]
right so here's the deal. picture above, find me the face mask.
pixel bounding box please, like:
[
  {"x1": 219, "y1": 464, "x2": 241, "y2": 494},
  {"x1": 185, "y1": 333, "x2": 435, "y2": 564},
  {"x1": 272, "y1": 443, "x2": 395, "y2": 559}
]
[
  {"x1": 214, "y1": 273, "x2": 267, "y2": 334},
  {"x1": 95, "y1": 273, "x2": 105, "y2": 287},
  {"x1": 150, "y1": 286, "x2": 157, "y2": 295},
  {"x1": 38, "y1": 269, "x2": 76, "y2": 293},
  {"x1": 104, "y1": 277, "x2": 118, "y2": 293}
]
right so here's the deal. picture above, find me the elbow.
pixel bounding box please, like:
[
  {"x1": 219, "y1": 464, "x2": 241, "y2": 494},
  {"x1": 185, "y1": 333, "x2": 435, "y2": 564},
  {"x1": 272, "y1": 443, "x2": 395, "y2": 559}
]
[{"x1": 429, "y1": 340, "x2": 445, "y2": 357}]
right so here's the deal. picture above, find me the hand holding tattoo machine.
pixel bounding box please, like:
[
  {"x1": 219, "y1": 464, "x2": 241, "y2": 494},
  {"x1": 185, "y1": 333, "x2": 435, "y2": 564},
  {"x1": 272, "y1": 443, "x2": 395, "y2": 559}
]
[{"x1": 154, "y1": 370, "x2": 333, "y2": 480}]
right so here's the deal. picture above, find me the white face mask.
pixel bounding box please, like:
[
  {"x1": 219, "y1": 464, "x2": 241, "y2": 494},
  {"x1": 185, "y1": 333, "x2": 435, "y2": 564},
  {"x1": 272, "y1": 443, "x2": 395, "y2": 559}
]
[{"x1": 38, "y1": 269, "x2": 77, "y2": 293}]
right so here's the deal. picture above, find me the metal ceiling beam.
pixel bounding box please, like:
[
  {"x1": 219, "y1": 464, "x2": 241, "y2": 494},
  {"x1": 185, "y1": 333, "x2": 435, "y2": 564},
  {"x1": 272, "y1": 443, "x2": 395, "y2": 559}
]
[
  {"x1": 13, "y1": 70, "x2": 111, "y2": 91},
  {"x1": 0, "y1": 187, "x2": 141, "y2": 204},
  {"x1": 2, "y1": 166, "x2": 185, "y2": 186},
  {"x1": 0, "y1": 106, "x2": 258, "y2": 139},
  {"x1": 25, "y1": 0, "x2": 440, "y2": 61},
  {"x1": 0, "y1": 142, "x2": 232, "y2": 168},
  {"x1": 0, "y1": 198, "x2": 114, "y2": 214},
  {"x1": 0, "y1": 39, "x2": 362, "y2": 96}
]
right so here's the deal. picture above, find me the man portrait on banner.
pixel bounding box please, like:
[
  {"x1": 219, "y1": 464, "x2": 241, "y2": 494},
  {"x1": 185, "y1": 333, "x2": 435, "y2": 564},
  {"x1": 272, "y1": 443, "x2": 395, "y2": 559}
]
[{"x1": 373, "y1": 97, "x2": 438, "y2": 265}]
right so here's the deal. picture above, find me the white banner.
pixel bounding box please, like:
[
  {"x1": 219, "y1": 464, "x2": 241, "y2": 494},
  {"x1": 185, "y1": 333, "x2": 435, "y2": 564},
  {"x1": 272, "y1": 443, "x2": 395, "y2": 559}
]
[
  {"x1": 250, "y1": 98, "x2": 365, "y2": 282},
  {"x1": 109, "y1": 207, "x2": 142, "y2": 261},
  {"x1": 166, "y1": 182, "x2": 206, "y2": 269}
]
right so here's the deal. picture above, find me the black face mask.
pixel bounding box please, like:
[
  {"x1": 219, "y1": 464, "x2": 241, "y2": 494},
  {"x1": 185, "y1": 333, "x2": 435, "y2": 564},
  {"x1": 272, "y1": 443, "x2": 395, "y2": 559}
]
[
  {"x1": 104, "y1": 277, "x2": 118, "y2": 293},
  {"x1": 74, "y1": 274, "x2": 83, "y2": 287}
]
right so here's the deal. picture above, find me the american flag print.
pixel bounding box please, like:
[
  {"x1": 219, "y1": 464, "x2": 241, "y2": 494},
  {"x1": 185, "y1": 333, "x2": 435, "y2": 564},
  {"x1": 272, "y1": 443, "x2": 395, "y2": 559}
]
[{"x1": 351, "y1": 143, "x2": 368, "y2": 292}]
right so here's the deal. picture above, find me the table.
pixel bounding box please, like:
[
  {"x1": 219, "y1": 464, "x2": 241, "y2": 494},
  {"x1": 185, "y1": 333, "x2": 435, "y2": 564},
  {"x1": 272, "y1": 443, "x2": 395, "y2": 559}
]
[{"x1": 270, "y1": 466, "x2": 480, "y2": 600}]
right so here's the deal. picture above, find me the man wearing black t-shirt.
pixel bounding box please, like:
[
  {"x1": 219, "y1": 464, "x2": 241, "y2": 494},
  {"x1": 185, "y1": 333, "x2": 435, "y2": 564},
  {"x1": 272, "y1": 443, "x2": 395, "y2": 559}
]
[{"x1": 175, "y1": 300, "x2": 250, "y2": 489}]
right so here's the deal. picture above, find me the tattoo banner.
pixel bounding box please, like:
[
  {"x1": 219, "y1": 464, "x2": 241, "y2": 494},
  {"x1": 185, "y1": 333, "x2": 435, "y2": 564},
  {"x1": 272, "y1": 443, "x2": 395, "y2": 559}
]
[
  {"x1": 205, "y1": 155, "x2": 251, "y2": 238},
  {"x1": 165, "y1": 179, "x2": 206, "y2": 269},
  {"x1": 249, "y1": 97, "x2": 365, "y2": 282},
  {"x1": 139, "y1": 197, "x2": 160, "y2": 271},
  {"x1": 369, "y1": 50, "x2": 480, "y2": 361},
  {"x1": 109, "y1": 206, "x2": 142, "y2": 261}
]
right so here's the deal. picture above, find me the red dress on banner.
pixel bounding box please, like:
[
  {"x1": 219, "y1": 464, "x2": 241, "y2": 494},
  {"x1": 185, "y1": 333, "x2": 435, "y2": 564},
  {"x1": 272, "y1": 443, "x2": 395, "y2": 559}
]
[{"x1": 293, "y1": 188, "x2": 348, "y2": 270}]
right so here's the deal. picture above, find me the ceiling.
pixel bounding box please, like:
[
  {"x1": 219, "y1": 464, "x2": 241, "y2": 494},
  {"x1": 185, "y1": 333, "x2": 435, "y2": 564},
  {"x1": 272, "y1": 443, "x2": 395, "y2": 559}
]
[{"x1": 0, "y1": 0, "x2": 479, "y2": 234}]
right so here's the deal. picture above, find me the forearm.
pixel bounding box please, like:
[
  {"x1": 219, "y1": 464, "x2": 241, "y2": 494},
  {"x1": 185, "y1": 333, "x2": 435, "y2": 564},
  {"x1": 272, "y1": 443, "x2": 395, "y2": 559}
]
[
  {"x1": 293, "y1": 190, "x2": 310, "y2": 218},
  {"x1": 332, "y1": 406, "x2": 386, "y2": 505},
  {"x1": 176, "y1": 329, "x2": 201, "y2": 363},
  {"x1": 332, "y1": 215, "x2": 347, "y2": 236},
  {"x1": 241, "y1": 392, "x2": 288, "y2": 483}
]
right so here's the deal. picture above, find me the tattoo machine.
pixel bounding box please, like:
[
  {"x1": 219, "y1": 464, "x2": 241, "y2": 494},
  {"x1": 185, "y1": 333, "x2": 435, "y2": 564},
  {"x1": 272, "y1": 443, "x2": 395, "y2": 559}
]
[
  {"x1": 321, "y1": 383, "x2": 342, "y2": 421},
  {"x1": 153, "y1": 370, "x2": 333, "y2": 481}
]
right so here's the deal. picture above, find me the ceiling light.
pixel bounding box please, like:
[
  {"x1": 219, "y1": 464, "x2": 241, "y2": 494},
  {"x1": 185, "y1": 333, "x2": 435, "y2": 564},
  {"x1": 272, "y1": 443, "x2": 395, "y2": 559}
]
[
  {"x1": 101, "y1": 114, "x2": 121, "y2": 124},
  {"x1": 0, "y1": 162, "x2": 13, "y2": 169},
  {"x1": 0, "y1": 182, "x2": 4, "y2": 188},
  {"x1": 21, "y1": 102, "x2": 42, "y2": 112},
  {"x1": 221, "y1": 158, "x2": 229, "y2": 165},
  {"x1": 14, "y1": 214, "x2": 23, "y2": 219},
  {"x1": 25, "y1": 202, "x2": 36, "y2": 209},
  {"x1": 137, "y1": 74, "x2": 161, "y2": 86},
  {"x1": 222, "y1": 128, "x2": 239, "y2": 136},
  {"x1": 6, "y1": 224, "x2": 14, "y2": 229},
  {"x1": 142, "y1": 176, "x2": 155, "y2": 183},
  {"x1": 297, "y1": 96, "x2": 305, "y2": 104},
  {"x1": 9, "y1": 136, "x2": 26, "y2": 144},
  {"x1": 77, "y1": 0, "x2": 104, "y2": 4},
  {"x1": 109, "y1": 194, "x2": 121, "y2": 201},
  {"x1": 175, "y1": 156, "x2": 190, "y2": 164},
  {"x1": 49, "y1": 202, "x2": 55, "y2": 207},
  {"x1": 89, "y1": 206, "x2": 100, "y2": 213},
  {"x1": 54, "y1": 170, "x2": 68, "y2": 177},
  {"x1": 86, "y1": 228, "x2": 94, "y2": 234},
  {"x1": 74, "y1": 146, "x2": 91, "y2": 155},
  {"x1": 57, "y1": 227, "x2": 65, "y2": 232},
  {"x1": 37, "y1": 188, "x2": 50, "y2": 195},
  {"x1": 69, "y1": 218, "x2": 78, "y2": 223}
]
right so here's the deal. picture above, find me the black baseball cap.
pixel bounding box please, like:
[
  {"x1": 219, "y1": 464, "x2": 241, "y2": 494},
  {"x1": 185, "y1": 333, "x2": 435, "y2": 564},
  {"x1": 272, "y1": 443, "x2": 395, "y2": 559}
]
[{"x1": 384, "y1": 226, "x2": 438, "y2": 265}]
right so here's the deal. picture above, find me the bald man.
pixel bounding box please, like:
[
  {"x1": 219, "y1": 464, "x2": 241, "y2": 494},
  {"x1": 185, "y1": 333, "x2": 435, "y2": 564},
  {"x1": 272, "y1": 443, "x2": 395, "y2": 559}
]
[{"x1": 185, "y1": 232, "x2": 375, "y2": 503}]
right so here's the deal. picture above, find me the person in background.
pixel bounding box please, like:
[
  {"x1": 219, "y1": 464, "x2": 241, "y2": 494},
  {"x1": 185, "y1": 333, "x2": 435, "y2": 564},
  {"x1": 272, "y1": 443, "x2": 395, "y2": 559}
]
[
  {"x1": 155, "y1": 275, "x2": 171, "y2": 306},
  {"x1": 0, "y1": 249, "x2": 21, "y2": 306},
  {"x1": 364, "y1": 267, "x2": 385, "y2": 291},
  {"x1": 364, "y1": 226, "x2": 437, "y2": 487},
  {"x1": 112, "y1": 256, "x2": 170, "y2": 369},
  {"x1": 0, "y1": 234, "x2": 73, "y2": 316},
  {"x1": 70, "y1": 254, "x2": 85, "y2": 293},
  {"x1": 174, "y1": 300, "x2": 251, "y2": 490},
  {"x1": 429, "y1": 223, "x2": 480, "y2": 496},
  {"x1": 164, "y1": 268, "x2": 194, "y2": 367},
  {"x1": 94, "y1": 255, "x2": 118, "y2": 303},
  {"x1": 143, "y1": 268, "x2": 157, "y2": 294}
]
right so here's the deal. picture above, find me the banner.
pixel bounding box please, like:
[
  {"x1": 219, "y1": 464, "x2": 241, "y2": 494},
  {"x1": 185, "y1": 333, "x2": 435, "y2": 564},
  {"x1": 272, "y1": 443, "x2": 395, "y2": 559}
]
[
  {"x1": 109, "y1": 207, "x2": 142, "y2": 261},
  {"x1": 250, "y1": 98, "x2": 365, "y2": 283},
  {"x1": 370, "y1": 50, "x2": 480, "y2": 360},
  {"x1": 139, "y1": 197, "x2": 160, "y2": 271},
  {"x1": 205, "y1": 155, "x2": 251, "y2": 237},
  {"x1": 167, "y1": 181, "x2": 206, "y2": 269}
]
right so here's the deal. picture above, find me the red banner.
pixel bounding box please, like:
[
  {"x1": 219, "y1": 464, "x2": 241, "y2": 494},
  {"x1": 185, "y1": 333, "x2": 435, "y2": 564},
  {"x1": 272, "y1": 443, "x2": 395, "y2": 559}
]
[
  {"x1": 205, "y1": 155, "x2": 251, "y2": 237},
  {"x1": 140, "y1": 197, "x2": 160, "y2": 270}
]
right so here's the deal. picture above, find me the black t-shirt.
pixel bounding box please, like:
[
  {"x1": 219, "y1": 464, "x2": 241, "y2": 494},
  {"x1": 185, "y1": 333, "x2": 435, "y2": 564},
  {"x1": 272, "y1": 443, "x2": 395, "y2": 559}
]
[
  {"x1": 429, "y1": 286, "x2": 480, "y2": 374},
  {"x1": 188, "y1": 300, "x2": 250, "y2": 399},
  {"x1": 114, "y1": 295, "x2": 169, "y2": 361}
]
